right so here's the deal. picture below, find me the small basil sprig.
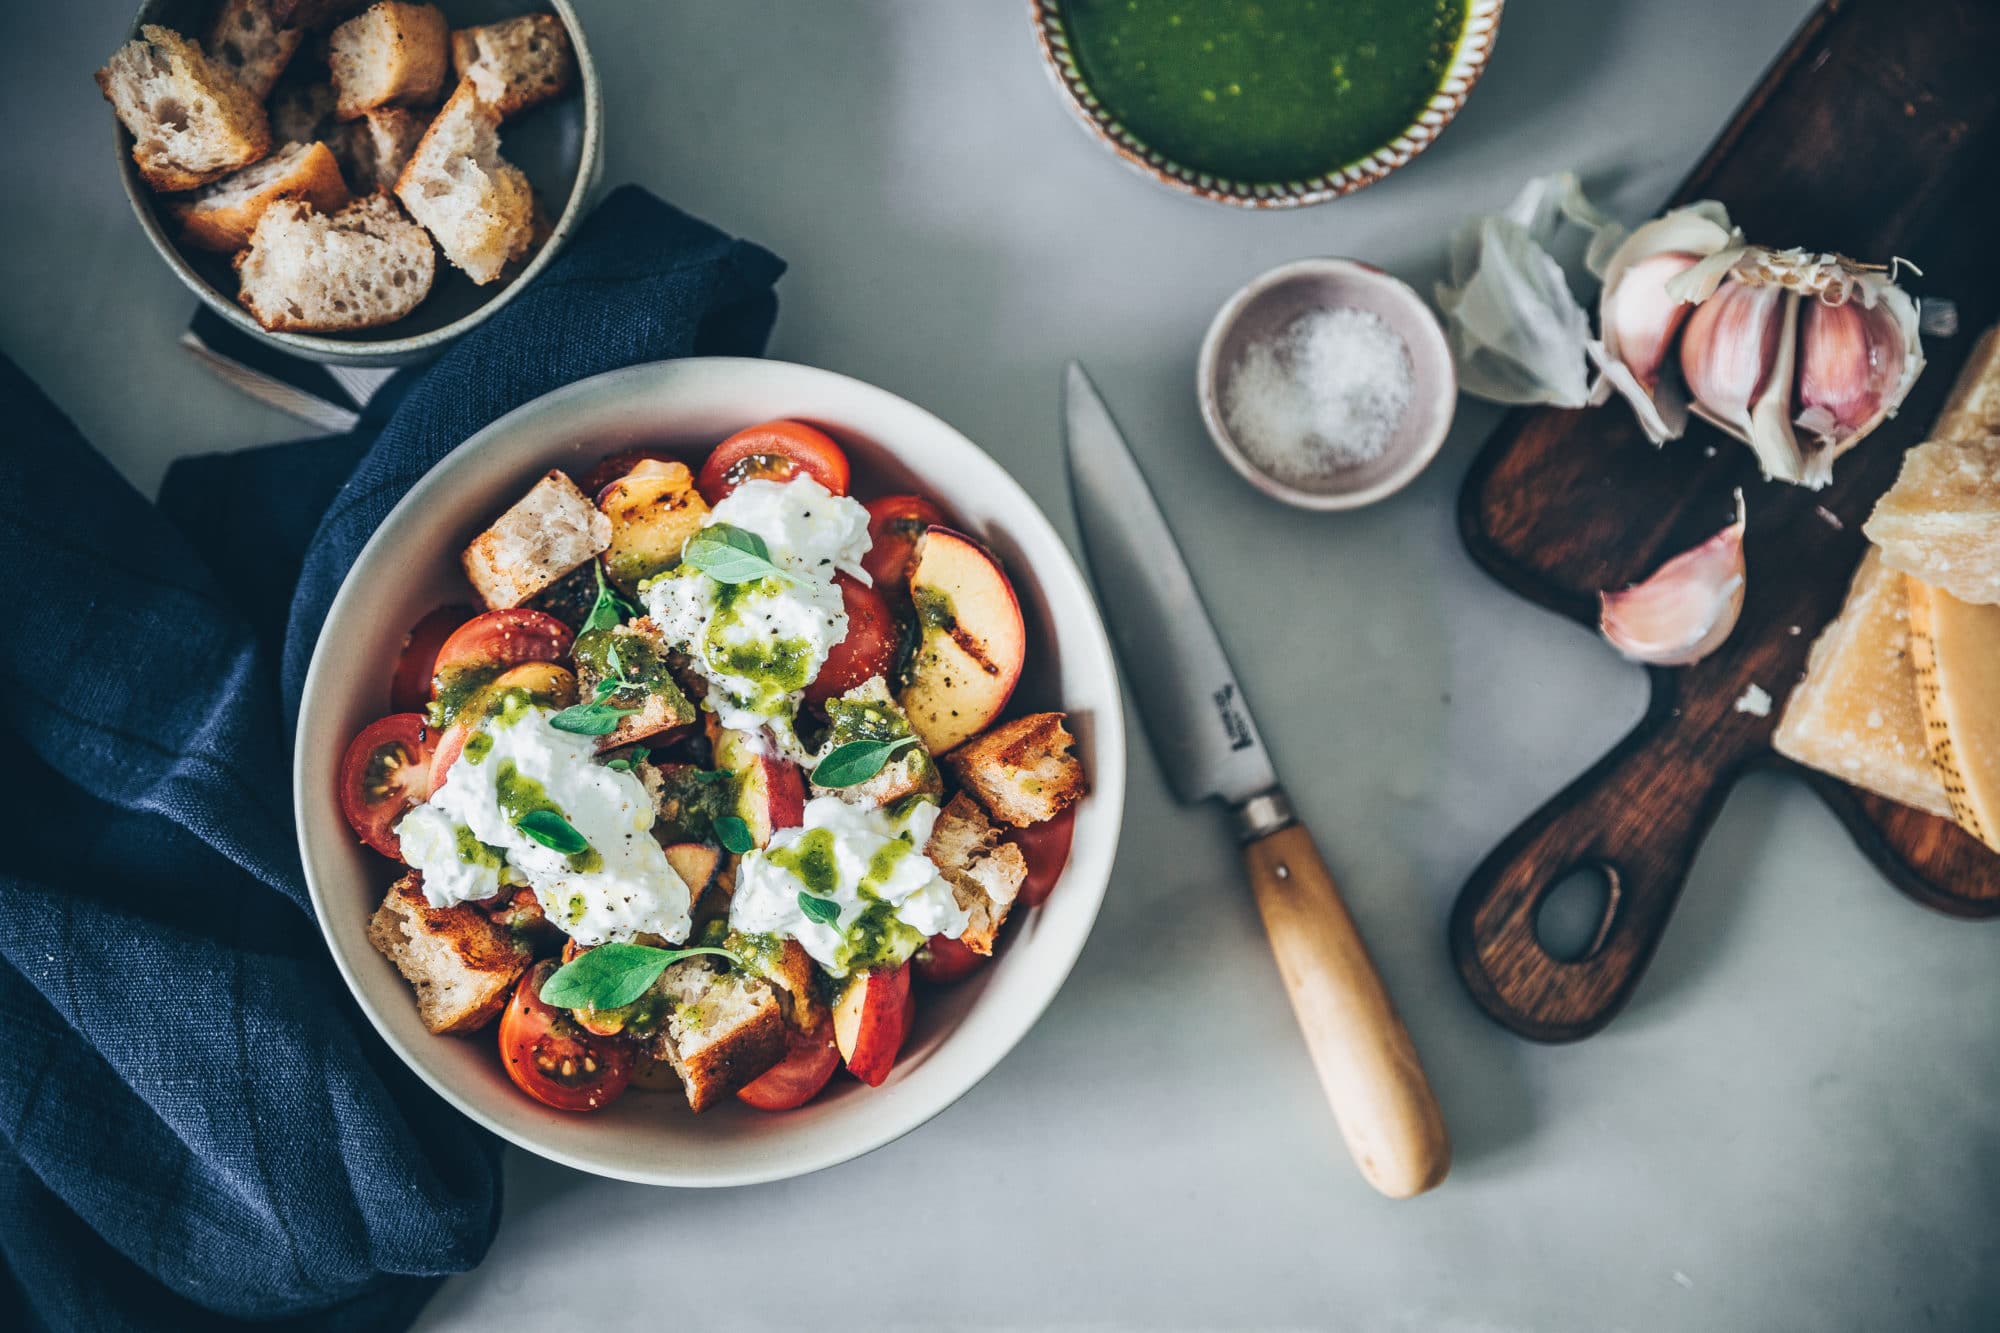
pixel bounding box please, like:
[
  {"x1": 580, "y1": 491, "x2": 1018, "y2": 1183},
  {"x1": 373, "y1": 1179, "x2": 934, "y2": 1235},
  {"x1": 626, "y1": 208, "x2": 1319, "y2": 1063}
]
[
  {"x1": 712, "y1": 815, "x2": 755, "y2": 855},
  {"x1": 603, "y1": 746, "x2": 649, "y2": 776},
  {"x1": 811, "y1": 735, "x2": 919, "y2": 788},
  {"x1": 583, "y1": 561, "x2": 635, "y2": 634},
  {"x1": 540, "y1": 942, "x2": 736, "y2": 1011},
  {"x1": 796, "y1": 892, "x2": 842, "y2": 926},
  {"x1": 551, "y1": 643, "x2": 645, "y2": 736},
  {"x1": 516, "y1": 808, "x2": 590, "y2": 855},
  {"x1": 683, "y1": 524, "x2": 795, "y2": 585}
]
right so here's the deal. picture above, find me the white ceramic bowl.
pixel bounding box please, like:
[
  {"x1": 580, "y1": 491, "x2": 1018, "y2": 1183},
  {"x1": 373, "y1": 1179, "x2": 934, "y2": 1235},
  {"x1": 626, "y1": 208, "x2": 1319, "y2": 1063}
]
[{"x1": 295, "y1": 359, "x2": 1126, "y2": 1186}]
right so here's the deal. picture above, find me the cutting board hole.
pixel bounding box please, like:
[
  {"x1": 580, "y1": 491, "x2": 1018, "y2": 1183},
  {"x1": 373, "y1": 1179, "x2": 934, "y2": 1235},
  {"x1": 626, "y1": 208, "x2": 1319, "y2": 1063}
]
[{"x1": 1536, "y1": 868, "x2": 1615, "y2": 962}]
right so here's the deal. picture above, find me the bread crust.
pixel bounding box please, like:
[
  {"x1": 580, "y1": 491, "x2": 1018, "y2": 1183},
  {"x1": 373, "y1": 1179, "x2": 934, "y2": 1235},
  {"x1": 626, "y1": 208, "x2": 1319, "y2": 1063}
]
[
  {"x1": 944, "y1": 712, "x2": 1085, "y2": 828},
  {"x1": 448, "y1": 13, "x2": 575, "y2": 119},
  {"x1": 172, "y1": 140, "x2": 349, "y2": 252},
  {"x1": 98, "y1": 25, "x2": 272, "y2": 192},
  {"x1": 329, "y1": 1, "x2": 449, "y2": 120},
  {"x1": 368, "y1": 873, "x2": 529, "y2": 1034}
]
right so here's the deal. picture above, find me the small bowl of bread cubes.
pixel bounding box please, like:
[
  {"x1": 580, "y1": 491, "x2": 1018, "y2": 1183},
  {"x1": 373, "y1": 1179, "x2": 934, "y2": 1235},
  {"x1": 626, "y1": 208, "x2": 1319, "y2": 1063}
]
[{"x1": 99, "y1": 0, "x2": 600, "y2": 365}]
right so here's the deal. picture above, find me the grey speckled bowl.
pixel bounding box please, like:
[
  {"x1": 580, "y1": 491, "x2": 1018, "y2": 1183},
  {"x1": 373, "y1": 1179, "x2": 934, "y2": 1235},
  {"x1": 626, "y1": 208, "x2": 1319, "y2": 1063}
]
[{"x1": 113, "y1": 0, "x2": 603, "y2": 366}]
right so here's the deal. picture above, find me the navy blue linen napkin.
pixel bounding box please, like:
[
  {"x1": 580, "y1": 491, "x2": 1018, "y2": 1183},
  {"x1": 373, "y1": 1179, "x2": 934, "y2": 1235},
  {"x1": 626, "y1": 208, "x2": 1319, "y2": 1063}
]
[{"x1": 0, "y1": 186, "x2": 783, "y2": 1332}]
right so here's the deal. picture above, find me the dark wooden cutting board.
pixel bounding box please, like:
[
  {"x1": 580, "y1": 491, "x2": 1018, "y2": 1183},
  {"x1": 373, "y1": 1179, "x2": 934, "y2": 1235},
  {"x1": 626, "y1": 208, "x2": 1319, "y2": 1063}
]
[{"x1": 1450, "y1": 0, "x2": 2000, "y2": 1044}]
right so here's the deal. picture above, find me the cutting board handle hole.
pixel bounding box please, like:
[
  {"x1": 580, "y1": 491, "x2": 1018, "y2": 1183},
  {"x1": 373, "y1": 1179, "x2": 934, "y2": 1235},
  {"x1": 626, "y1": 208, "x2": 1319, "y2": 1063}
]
[{"x1": 1535, "y1": 866, "x2": 1619, "y2": 963}]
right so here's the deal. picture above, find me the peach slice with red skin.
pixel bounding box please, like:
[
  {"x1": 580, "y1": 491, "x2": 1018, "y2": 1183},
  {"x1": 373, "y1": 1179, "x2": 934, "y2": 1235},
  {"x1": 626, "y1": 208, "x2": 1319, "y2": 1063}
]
[
  {"x1": 832, "y1": 963, "x2": 912, "y2": 1087},
  {"x1": 897, "y1": 527, "x2": 1025, "y2": 754},
  {"x1": 708, "y1": 717, "x2": 806, "y2": 848}
]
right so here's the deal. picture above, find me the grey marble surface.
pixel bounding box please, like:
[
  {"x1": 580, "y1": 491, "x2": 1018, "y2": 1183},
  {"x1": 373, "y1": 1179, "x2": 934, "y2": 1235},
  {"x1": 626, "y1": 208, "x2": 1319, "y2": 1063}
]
[{"x1": 6, "y1": 2, "x2": 1998, "y2": 1329}]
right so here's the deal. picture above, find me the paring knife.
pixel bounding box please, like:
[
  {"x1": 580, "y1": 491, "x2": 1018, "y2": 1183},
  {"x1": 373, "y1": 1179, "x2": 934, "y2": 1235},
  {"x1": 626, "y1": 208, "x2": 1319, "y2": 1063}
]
[{"x1": 1062, "y1": 362, "x2": 1450, "y2": 1199}]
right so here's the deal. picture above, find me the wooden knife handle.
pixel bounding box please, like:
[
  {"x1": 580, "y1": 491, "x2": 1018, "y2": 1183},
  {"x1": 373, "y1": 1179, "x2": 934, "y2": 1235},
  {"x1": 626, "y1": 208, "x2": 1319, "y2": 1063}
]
[{"x1": 1243, "y1": 821, "x2": 1450, "y2": 1199}]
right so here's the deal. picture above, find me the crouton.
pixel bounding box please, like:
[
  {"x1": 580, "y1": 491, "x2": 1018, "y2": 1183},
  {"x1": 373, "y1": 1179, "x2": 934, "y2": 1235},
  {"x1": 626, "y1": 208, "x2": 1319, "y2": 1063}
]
[
  {"x1": 269, "y1": 76, "x2": 337, "y2": 143},
  {"x1": 573, "y1": 617, "x2": 698, "y2": 751},
  {"x1": 461, "y1": 470, "x2": 611, "y2": 609},
  {"x1": 367, "y1": 873, "x2": 530, "y2": 1033},
  {"x1": 944, "y1": 712, "x2": 1084, "y2": 828},
  {"x1": 330, "y1": 104, "x2": 428, "y2": 191},
  {"x1": 98, "y1": 25, "x2": 272, "y2": 192},
  {"x1": 449, "y1": 13, "x2": 574, "y2": 119},
  {"x1": 811, "y1": 677, "x2": 943, "y2": 809},
  {"x1": 394, "y1": 78, "x2": 536, "y2": 284},
  {"x1": 926, "y1": 793, "x2": 1027, "y2": 955},
  {"x1": 170, "y1": 139, "x2": 348, "y2": 252},
  {"x1": 650, "y1": 959, "x2": 785, "y2": 1111},
  {"x1": 328, "y1": 2, "x2": 449, "y2": 120},
  {"x1": 206, "y1": 0, "x2": 304, "y2": 99},
  {"x1": 732, "y1": 935, "x2": 824, "y2": 1031},
  {"x1": 234, "y1": 194, "x2": 435, "y2": 332}
]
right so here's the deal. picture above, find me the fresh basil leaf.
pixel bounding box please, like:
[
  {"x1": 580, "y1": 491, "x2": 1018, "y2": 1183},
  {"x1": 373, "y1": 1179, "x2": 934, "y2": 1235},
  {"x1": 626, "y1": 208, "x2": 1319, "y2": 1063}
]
[
  {"x1": 583, "y1": 562, "x2": 634, "y2": 634},
  {"x1": 604, "y1": 757, "x2": 633, "y2": 773},
  {"x1": 592, "y1": 677, "x2": 621, "y2": 703},
  {"x1": 605, "y1": 640, "x2": 625, "y2": 678},
  {"x1": 691, "y1": 767, "x2": 734, "y2": 785},
  {"x1": 549, "y1": 701, "x2": 641, "y2": 736},
  {"x1": 515, "y1": 809, "x2": 590, "y2": 855},
  {"x1": 712, "y1": 815, "x2": 754, "y2": 855},
  {"x1": 683, "y1": 524, "x2": 793, "y2": 585},
  {"x1": 796, "y1": 892, "x2": 842, "y2": 926},
  {"x1": 810, "y1": 735, "x2": 919, "y2": 789},
  {"x1": 539, "y1": 942, "x2": 736, "y2": 1011}
]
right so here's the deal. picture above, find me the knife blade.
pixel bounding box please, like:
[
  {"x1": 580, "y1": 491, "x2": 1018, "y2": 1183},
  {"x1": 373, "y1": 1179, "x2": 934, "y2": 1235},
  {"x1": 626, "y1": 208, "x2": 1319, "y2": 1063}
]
[{"x1": 1062, "y1": 361, "x2": 1451, "y2": 1199}]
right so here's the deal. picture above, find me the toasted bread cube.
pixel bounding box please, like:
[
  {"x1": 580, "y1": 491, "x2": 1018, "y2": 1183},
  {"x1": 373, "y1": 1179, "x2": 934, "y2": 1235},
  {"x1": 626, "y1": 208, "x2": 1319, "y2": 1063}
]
[
  {"x1": 328, "y1": 2, "x2": 448, "y2": 120},
  {"x1": 572, "y1": 617, "x2": 698, "y2": 750},
  {"x1": 367, "y1": 873, "x2": 529, "y2": 1033},
  {"x1": 926, "y1": 793, "x2": 1027, "y2": 955},
  {"x1": 650, "y1": 959, "x2": 785, "y2": 1111},
  {"x1": 98, "y1": 25, "x2": 272, "y2": 192},
  {"x1": 206, "y1": 0, "x2": 304, "y2": 99},
  {"x1": 461, "y1": 470, "x2": 611, "y2": 609},
  {"x1": 234, "y1": 194, "x2": 434, "y2": 332},
  {"x1": 331, "y1": 104, "x2": 429, "y2": 191},
  {"x1": 394, "y1": 78, "x2": 534, "y2": 284},
  {"x1": 945, "y1": 712, "x2": 1084, "y2": 828},
  {"x1": 171, "y1": 139, "x2": 348, "y2": 252},
  {"x1": 811, "y1": 677, "x2": 943, "y2": 809},
  {"x1": 449, "y1": 13, "x2": 575, "y2": 119}
]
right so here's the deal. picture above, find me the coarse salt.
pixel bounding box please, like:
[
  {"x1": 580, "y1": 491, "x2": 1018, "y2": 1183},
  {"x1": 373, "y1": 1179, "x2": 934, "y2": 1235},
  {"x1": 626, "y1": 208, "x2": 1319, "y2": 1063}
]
[{"x1": 1222, "y1": 307, "x2": 1413, "y2": 487}]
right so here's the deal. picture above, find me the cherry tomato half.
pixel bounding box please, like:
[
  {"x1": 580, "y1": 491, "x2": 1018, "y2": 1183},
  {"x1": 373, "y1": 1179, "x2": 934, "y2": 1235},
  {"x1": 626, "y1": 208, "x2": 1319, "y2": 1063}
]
[
  {"x1": 697, "y1": 420, "x2": 850, "y2": 504},
  {"x1": 805, "y1": 575, "x2": 898, "y2": 705},
  {"x1": 337, "y1": 713, "x2": 437, "y2": 858},
  {"x1": 861, "y1": 495, "x2": 947, "y2": 593},
  {"x1": 431, "y1": 608, "x2": 575, "y2": 684},
  {"x1": 499, "y1": 961, "x2": 634, "y2": 1112},
  {"x1": 390, "y1": 605, "x2": 475, "y2": 714},
  {"x1": 912, "y1": 933, "x2": 984, "y2": 986},
  {"x1": 736, "y1": 1022, "x2": 842, "y2": 1112},
  {"x1": 1009, "y1": 806, "x2": 1077, "y2": 910}
]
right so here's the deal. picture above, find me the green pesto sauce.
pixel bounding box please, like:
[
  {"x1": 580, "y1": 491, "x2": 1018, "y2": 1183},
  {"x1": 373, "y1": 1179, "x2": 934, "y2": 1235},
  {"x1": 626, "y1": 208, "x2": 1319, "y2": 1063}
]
[
  {"x1": 705, "y1": 578, "x2": 812, "y2": 699},
  {"x1": 494, "y1": 760, "x2": 603, "y2": 874},
  {"x1": 655, "y1": 766, "x2": 739, "y2": 845},
  {"x1": 839, "y1": 897, "x2": 925, "y2": 974},
  {"x1": 912, "y1": 585, "x2": 956, "y2": 633},
  {"x1": 429, "y1": 664, "x2": 501, "y2": 727},
  {"x1": 770, "y1": 827, "x2": 840, "y2": 899},
  {"x1": 1062, "y1": 0, "x2": 1468, "y2": 183},
  {"x1": 462, "y1": 730, "x2": 494, "y2": 764},
  {"x1": 453, "y1": 825, "x2": 506, "y2": 871},
  {"x1": 573, "y1": 626, "x2": 683, "y2": 708}
]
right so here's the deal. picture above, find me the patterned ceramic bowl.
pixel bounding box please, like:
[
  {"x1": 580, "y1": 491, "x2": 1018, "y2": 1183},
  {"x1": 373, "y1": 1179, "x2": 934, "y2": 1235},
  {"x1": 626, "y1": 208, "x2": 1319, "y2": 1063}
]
[{"x1": 1028, "y1": 0, "x2": 1503, "y2": 208}]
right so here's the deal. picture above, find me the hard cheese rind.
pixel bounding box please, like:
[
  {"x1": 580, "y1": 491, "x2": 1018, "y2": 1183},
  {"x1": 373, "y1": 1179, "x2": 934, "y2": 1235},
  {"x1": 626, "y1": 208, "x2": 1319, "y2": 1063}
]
[
  {"x1": 1773, "y1": 550, "x2": 1950, "y2": 817},
  {"x1": 1905, "y1": 577, "x2": 2000, "y2": 852},
  {"x1": 1865, "y1": 325, "x2": 2000, "y2": 605}
]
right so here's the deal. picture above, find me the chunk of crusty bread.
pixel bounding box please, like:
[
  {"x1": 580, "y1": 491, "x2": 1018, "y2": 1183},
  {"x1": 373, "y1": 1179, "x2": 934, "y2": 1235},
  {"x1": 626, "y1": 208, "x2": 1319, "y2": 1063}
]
[
  {"x1": 170, "y1": 139, "x2": 348, "y2": 252},
  {"x1": 462, "y1": 470, "x2": 612, "y2": 608},
  {"x1": 235, "y1": 194, "x2": 435, "y2": 332},
  {"x1": 926, "y1": 793, "x2": 1028, "y2": 955},
  {"x1": 98, "y1": 25, "x2": 272, "y2": 192},
  {"x1": 368, "y1": 874, "x2": 529, "y2": 1034},
  {"x1": 944, "y1": 712, "x2": 1085, "y2": 827},
  {"x1": 810, "y1": 677, "x2": 944, "y2": 809},
  {"x1": 651, "y1": 959, "x2": 785, "y2": 1112},
  {"x1": 449, "y1": 13, "x2": 575, "y2": 119},
  {"x1": 572, "y1": 617, "x2": 698, "y2": 751},
  {"x1": 328, "y1": 2, "x2": 449, "y2": 120},
  {"x1": 394, "y1": 78, "x2": 536, "y2": 283},
  {"x1": 206, "y1": 0, "x2": 304, "y2": 99},
  {"x1": 331, "y1": 104, "x2": 429, "y2": 191}
]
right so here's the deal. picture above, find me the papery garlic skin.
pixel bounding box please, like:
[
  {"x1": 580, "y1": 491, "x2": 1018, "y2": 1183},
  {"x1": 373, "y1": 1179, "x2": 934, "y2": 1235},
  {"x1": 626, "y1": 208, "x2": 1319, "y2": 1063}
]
[{"x1": 1599, "y1": 492, "x2": 1748, "y2": 667}]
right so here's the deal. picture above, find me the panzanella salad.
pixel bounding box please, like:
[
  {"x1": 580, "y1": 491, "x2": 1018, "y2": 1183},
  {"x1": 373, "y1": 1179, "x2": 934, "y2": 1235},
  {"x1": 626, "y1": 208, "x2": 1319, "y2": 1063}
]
[{"x1": 339, "y1": 421, "x2": 1086, "y2": 1114}]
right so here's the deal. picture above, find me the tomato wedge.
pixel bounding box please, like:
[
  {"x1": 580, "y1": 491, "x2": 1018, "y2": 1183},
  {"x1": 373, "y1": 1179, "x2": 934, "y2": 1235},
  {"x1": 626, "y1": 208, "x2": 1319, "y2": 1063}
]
[
  {"x1": 861, "y1": 495, "x2": 947, "y2": 592},
  {"x1": 1009, "y1": 806, "x2": 1077, "y2": 909},
  {"x1": 697, "y1": 420, "x2": 850, "y2": 504},
  {"x1": 430, "y1": 608, "x2": 574, "y2": 724},
  {"x1": 337, "y1": 713, "x2": 437, "y2": 858},
  {"x1": 499, "y1": 961, "x2": 634, "y2": 1112},
  {"x1": 805, "y1": 575, "x2": 897, "y2": 705},
  {"x1": 390, "y1": 604, "x2": 474, "y2": 714},
  {"x1": 912, "y1": 933, "x2": 983, "y2": 985},
  {"x1": 736, "y1": 1023, "x2": 841, "y2": 1111}
]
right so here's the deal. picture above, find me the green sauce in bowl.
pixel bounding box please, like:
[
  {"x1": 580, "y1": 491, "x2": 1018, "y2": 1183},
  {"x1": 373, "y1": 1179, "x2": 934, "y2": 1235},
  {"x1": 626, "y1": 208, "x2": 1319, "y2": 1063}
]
[{"x1": 1062, "y1": 0, "x2": 1469, "y2": 185}]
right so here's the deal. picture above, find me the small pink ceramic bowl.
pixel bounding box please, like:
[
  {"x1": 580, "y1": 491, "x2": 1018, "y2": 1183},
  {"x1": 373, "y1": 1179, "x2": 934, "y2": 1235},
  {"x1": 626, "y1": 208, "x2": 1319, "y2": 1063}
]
[{"x1": 1197, "y1": 258, "x2": 1457, "y2": 511}]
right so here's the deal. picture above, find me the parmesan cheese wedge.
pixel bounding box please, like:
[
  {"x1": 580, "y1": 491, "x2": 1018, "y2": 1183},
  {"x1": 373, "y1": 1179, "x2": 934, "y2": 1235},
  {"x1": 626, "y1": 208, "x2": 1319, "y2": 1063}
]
[
  {"x1": 1775, "y1": 550, "x2": 1951, "y2": 816},
  {"x1": 1905, "y1": 576, "x2": 2000, "y2": 851}
]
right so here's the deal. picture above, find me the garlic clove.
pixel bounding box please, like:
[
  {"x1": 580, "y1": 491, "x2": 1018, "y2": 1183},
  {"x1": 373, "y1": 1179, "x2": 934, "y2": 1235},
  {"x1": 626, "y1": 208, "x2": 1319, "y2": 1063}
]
[
  {"x1": 1604, "y1": 252, "x2": 1703, "y2": 387},
  {"x1": 1794, "y1": 279, "x2": 1924, "y2": 457},
  {"x1": 1599, "y1": 492, "x2": 1748, "y2": 666},
  {"x1": 1591, "y1": 202, "x2": 1740, "y2": 443},
  {"x1": 1679, "y1": 277, "x2": 1784, "y2": 433}
]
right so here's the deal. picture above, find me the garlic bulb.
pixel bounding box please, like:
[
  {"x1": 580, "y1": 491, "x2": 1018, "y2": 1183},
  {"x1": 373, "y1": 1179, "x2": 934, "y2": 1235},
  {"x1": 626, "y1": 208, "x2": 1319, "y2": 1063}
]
[
  {"x1": 1589, "y1": 202, "x2": 1740, "y2": 442},
  {"x1": 1599, "y1": 492, "x2": 1747, "y2": 666}
]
